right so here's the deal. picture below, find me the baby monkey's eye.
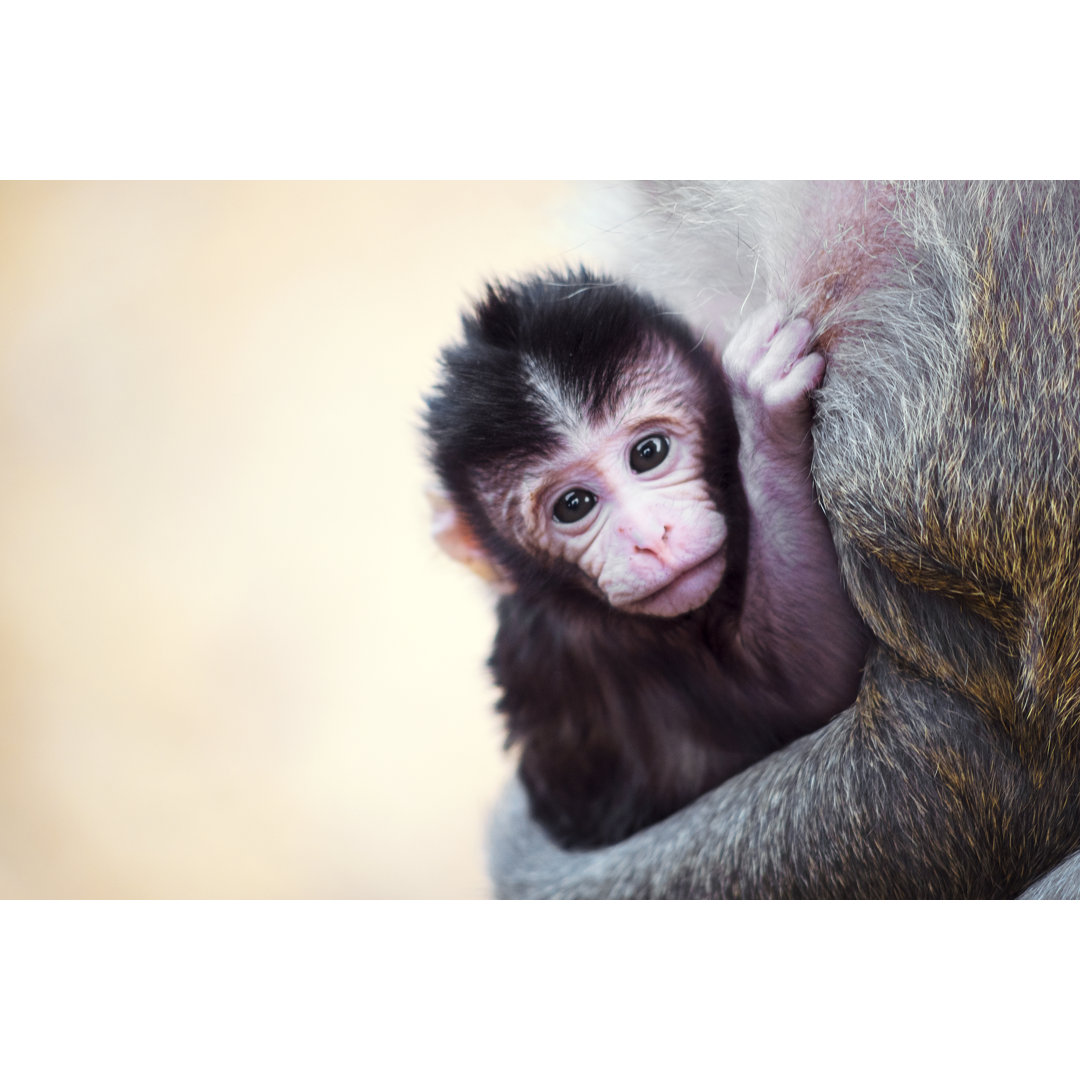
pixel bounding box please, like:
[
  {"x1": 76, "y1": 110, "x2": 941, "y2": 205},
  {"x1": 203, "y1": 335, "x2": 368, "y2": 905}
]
[
  {"x1": 629, "y1": 434, "x2": 670, "y2": 473},
  {"x1": 553, "y1": 489, "x2": 598, "y2": 524}
]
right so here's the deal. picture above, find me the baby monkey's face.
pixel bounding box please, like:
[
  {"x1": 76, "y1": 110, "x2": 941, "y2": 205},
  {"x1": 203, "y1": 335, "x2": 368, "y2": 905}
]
[{"x1": 498, "y1": 393, "x2": 729, "y2": 618}]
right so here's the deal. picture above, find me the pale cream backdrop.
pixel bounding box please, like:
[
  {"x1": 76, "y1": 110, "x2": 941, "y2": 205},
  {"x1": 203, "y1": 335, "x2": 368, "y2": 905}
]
[{"x1": 0, "y1": 181, "x2": 591, "y2": 898}]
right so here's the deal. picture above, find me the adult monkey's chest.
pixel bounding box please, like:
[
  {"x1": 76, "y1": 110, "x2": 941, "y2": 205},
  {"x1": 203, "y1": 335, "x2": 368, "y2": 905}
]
[{"x1": 810, "y1": 182, "x2": 1080, "y2": 751}]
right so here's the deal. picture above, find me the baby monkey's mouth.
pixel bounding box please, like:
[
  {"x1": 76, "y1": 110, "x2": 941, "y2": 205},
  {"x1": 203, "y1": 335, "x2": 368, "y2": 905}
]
[{"x1": 621, "y1": 546, "x2": 727, "y2": 618}]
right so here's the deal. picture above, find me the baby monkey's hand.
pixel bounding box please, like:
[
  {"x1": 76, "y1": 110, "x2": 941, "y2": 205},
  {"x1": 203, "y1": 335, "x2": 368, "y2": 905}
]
[{"x1": 722, "y1": 302, "x2": 824, "y2": 458}]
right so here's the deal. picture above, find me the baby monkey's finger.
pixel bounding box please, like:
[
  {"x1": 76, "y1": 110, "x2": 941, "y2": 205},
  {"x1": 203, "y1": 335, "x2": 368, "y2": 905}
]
[
  {"x1": 724, "y1": 302, "x2": 784, "y2": 375},
  {"x1": 762, "y1": 351, "x2": 825, "y2": 415},
  {"x1": 755, "y1": 317, "x2": 815, "y2": 384}
]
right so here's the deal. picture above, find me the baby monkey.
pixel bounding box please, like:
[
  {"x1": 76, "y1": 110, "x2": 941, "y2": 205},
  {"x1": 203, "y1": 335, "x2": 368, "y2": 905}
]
[{"x1": 425, "y1": 269, "x2": 868, "y2": 849}]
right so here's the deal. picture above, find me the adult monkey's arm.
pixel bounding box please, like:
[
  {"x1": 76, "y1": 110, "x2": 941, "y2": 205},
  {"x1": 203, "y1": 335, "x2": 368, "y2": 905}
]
[
  {"x1": 491, "y1": 653, "x2": 1041, "y2": 899},
  {"x1": 488, "y1": 181, "x2": 1080, "y2": 900}
]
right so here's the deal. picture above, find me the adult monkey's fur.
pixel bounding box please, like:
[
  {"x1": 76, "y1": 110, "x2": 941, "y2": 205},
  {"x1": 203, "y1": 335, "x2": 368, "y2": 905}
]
[{"x1": 488, "y1": 180, "x2": 1080, "y2": 900}]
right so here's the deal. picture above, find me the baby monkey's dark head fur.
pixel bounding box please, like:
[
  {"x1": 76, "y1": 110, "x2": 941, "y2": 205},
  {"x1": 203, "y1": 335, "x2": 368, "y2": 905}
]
[{"x1": 425, "y1": 267, "x2": 748, "y2": 618}]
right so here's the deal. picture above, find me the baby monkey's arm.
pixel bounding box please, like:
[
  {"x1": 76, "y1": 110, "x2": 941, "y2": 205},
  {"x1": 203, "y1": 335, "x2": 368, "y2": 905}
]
[{"x1": 722, "y1": 303, "x2": 869, "y2": 727}]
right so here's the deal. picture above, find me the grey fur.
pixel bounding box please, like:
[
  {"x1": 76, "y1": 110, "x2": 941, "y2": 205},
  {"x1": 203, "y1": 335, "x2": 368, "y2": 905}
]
[{"x1": 1020, "y1": 849, "x2": 1080, "y2": 899}]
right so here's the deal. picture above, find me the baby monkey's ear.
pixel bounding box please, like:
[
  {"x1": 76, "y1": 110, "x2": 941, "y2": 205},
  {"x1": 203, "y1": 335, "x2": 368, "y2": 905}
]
[{"x1": 427, "y1": 486, "x2": 516, "y2": 595}]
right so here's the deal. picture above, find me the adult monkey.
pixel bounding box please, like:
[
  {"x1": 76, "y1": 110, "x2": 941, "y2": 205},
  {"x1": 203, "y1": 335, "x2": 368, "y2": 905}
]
[{"x1": 488, "y1": 180, "x2": 1080, "y2": 900}]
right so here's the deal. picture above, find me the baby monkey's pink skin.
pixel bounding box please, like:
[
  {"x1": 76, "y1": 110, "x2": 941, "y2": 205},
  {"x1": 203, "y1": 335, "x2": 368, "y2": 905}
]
[
  {"x1": 517, "y1": 308, "x2": 833, "y2": 623},
  {"x1": 519, "y1": 383, "x2": 729, "y2": 620}
]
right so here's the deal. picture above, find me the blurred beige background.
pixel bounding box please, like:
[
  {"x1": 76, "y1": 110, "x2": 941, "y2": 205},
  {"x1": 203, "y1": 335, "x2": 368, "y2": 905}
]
[{"x1": 0, "y1": 181, "x2": 589, "y2": 897}]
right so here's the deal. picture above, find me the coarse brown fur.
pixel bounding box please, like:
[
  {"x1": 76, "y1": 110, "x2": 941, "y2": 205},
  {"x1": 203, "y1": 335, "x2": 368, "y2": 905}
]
[{"x1": 489, "y1": 181, "x2": 1080, "y2": 899}]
